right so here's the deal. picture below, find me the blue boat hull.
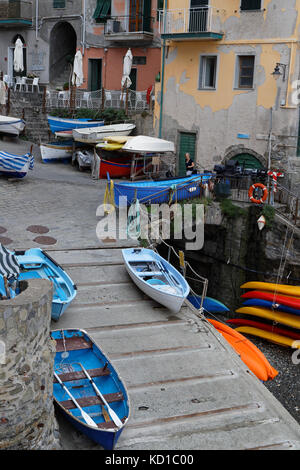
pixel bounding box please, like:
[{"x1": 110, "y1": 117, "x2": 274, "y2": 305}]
[
  {"x1": 188, "y1": 294, "x2": 229, "y2": 313},
  {"x1": 242, "y1": 298, "x2": 300, "y2": 316},
  {"x1": 47, "y1": 115, "x2": 104, "y2": 134},
  {"x1": 113, "y1": 174, "x2": 213, "y2": 206},
  {"x1": 15, "y1": 248, "x2": 77, "y2": 321},
  {"x1": 0, "y1": 170, "x2": 27, "y2": 178},
  {"x1": 51, "y1": 329, "x2": 130, "y2": 450}
]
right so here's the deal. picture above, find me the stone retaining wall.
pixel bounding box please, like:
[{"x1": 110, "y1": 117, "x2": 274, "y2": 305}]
[{"x1": 0, "y1": 279, "x2": 60, "y2": 450}]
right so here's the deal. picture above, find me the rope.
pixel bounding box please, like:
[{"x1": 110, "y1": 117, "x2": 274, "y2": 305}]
[{"x1": 103, "y1": 180, "x2": 116, "y2": 214}]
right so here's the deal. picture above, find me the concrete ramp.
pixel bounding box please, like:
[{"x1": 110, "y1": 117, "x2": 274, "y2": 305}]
[{"x1": 49, "y1": 247, "x2": 300, "y2": 450}]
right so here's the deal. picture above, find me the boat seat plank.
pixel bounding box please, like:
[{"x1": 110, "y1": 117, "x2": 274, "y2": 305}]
[
  {"x1": 137, "y1": 271, "x2": 162, "y2": 277},
  {"x1": 59, "y1": 392, "x2": 124, "y2": 410},
  {"x1": 97, "y1": 417, "x2": 127, "y2": 430},
  {"x1": 54, "y1": 367, "x2": 110, "y2": 383},
  {"x1": 55, "y1": 336, "x2": 93, "y2": 352}
]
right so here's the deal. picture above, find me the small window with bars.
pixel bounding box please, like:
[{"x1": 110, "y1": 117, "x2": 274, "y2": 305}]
[
  {"x1": 238, "y1": 55, "x2": 255, "y2": 88},
  {"x1": 53, "y1": 0, "x2": 66, "y2": 8},
  {"x1": 240, "y1": 0, "x2": 261, "y2": 10}
]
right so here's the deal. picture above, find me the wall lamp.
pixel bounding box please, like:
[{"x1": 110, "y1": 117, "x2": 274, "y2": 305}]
[{"x1": 271, "y1": 63, "x2": 287, "y2": 81}]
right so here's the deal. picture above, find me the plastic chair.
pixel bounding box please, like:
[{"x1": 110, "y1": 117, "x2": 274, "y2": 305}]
[
  {"x1": 80, "y1": 91, "x2": 92, "y2": 107},
  {"x1": 58, "y1": 90, "x2": 69, "y2": 107},
  {"x1": 135, "y1": 91, "x2": 145, "y2": 110},
  {"x1": 15, "y1": 76, "x2": 28, "y2": 92},
  {"x1": 28, "y1": 77, "x2": 40, "y2": 93},
  {"x1": 3, "y1": 75, "x2": 13, "y2": 88},
  {"x1": 104, "y1": 91, "x2": 112, "y2": 107}
]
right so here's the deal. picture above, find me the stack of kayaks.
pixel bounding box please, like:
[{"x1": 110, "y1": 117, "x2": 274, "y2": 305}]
[
  {"x1": 207, "y1": 319, "x2": 278, "y2": 381},
  {"x1": 228, "y1": 281, "x2": 300, "y2": 349}
]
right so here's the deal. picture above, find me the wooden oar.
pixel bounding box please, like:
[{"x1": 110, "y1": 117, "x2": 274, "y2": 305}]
[
  {"x1": 78, "y1": 363, "x2": 123, "y2": 428},
  {"x1": 53, "y1": 371, "x2": 97, "y2": 428},
  {"x1": 156, "y1": 260, "x2": 183, "y2": 294}
]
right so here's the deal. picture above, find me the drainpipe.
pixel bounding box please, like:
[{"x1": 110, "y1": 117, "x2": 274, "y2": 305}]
[
  {"x1": 158, "y1": 0, "x2": 168, "y2": 139},
  {"x1": 82, "y1": 0, "x2": 86, "y2": 55},
  {"x1": 35, "y1": 0, "x2": 39, "y2": 41}
]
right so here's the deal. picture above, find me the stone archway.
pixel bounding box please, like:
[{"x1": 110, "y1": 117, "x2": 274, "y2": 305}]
[
  {"x1": 223, "y1": 146, "x2": 266, "y2": 169},
  {"x1": 49, "y1": 21, "x2": 77, "y2": 85}
]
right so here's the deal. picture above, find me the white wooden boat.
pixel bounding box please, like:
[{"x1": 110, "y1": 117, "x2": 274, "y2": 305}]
[
  {"x1": 122, "y1": 248, "x2": 190, "y2": 313},
  {"x1": 40, "y1": 140, "x2": 74, "y2": 163},
  {"x1": 72, "y1": 123, "x2": 136, "y2": 144},
  {"x1": 121, "y1": 135, "x2": 175, "y2": 153},
  {"x1": 0, "y1": 115, "x2": 25, "y2": 136}
]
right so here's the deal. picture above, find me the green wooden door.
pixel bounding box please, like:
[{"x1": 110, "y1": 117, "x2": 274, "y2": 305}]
[
  {"x1": 230, "y1": 153, "x2": 263, "y2": 169},
  {"x1": 178, "y1": 132, "x2": 196, "y2": 176},
  {"x1": 88, "y1": 59, "x2": 102, "y2": 91}
]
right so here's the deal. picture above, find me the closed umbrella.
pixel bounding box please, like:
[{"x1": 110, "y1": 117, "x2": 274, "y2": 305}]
[
  {"x1": 72, "y1": 50, "x2": 84, "y2": 87},
  {"x1": 121, "y1": 48, "x2": 133, "y2": 89},
  {"x1": 14, "y1": 38, "x2": 24, "y2": 73},
  {"x1": 121, "y1": 48, "x2": 132, "y2": 111}
]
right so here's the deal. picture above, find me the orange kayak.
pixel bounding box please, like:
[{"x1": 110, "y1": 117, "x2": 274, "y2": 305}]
[{"x1": 207, "y1": 319, "x2": 278, "y2": 381}]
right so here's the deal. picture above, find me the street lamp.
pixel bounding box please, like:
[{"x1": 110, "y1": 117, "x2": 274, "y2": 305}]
[{"x1": 271, "y1": 63, "x2": 287, "y2": 81}]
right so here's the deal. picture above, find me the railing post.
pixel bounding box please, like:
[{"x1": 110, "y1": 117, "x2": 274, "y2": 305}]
[{"x1": 294, "y1": 198, "x2": 299, "y2": 225}]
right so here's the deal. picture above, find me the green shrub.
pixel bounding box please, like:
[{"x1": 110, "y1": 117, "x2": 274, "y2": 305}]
[
  {"x1": 220, "y1": 199, "x2": 247, "y2": 219},
  {"x1": 262, "y1": 204, "x2": 275, "y2": 228}
]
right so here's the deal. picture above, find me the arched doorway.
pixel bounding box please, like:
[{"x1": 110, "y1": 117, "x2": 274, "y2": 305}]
[
  {"x1": 49, "y1": 21, "x2": 77, "y2": 85},
  {"x1": 229, "y1": 153, "x2": 264, "y2": 170}
]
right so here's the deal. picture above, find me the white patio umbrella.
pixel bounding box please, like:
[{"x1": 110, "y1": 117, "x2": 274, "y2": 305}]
[
  {"x1": 13, "y1": 38, "x2": 24, "y2": 73},
  {"x1": 72, "y1": 50, "x2": 84, "y2": 87},
  {"x1": 121, "y1": 48, "x2": 133, "y2": 90}
]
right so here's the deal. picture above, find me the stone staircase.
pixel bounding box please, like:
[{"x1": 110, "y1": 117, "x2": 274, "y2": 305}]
[{"x1": 50, "y1": 64, "x2": 72, "y2": 90}]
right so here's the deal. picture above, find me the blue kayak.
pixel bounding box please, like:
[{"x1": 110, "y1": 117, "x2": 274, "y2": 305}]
[
  {"x1": 188, "y1": 294, "x2": 229, "y2": 313},
  {"x1": 242, "y1": 298, "x2": 300, "y2": 316},
  {"x1": 0, "y1": 248, "x2": 77, "y2": 321},
  {"x1": 51, "y1": 328, "x2": 130, "y2": 450},
  {"x1": 113, "y1": 174, "x2": 213, "y2": 206}
]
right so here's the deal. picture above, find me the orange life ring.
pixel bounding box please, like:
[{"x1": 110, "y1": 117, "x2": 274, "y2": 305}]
[{"x1": 248, "y1": 183, "x2": 268, "y2": 204}]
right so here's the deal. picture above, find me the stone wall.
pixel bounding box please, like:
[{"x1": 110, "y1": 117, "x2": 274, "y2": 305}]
[{"x1": 0, "y1": 279, "x2": 60, "y2": 450}]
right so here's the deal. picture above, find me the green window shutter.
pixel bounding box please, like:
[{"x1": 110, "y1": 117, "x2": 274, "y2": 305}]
[
  {"x1": 93, "y1": 0, "x2": 111, "y2": 21},
  {"x1": 53, "y1": 0, "x2": 66, "y2": 7}
]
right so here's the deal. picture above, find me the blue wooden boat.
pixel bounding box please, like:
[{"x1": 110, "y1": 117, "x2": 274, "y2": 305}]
[
  {"x1": 123, "y1": 248, "x2": 190, "y2": 313},
  {"x1": 0, "y1": 150, "x2": 34, "y2": 178},
  {"x1": 242, "y1": 298, "x2": 300, "y2": 316},
  {"x1": 188, "y1": 294, "x2": 229, "y2": 313},
  {"x1": 113, "y1": 173, "x2": 213, "y2": 206},
  {"x1": 51, "y1": 328, "x2": 130, "y2": 450},
  {"x1": 14, "y1": 248, "x2": 76, "y2": 321},
  {"x1": 47, "y1": 115, "x2": 104, "y2": 134}
]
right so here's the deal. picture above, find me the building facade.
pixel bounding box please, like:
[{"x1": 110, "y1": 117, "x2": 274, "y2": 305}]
[
  {"x1": 155, "y1": 0, "x2": 300, "y2": 188},
  {"x1": 0, "y1": 0, "x2": 162, "y2": 93}
]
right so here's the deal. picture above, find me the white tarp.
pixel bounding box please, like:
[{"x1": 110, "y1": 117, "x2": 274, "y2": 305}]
[
  {"x1": 72, "y1": 50, "x2": 84, "y2": 87},
  {"x1": 13, "y1": 38, "x2": 24, "y2": 73}
]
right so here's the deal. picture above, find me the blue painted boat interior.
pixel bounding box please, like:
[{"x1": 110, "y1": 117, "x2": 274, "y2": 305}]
[
  {"x1": 123, "y1": 248, "x2": 190, "y2": 298},
  {"x1": 51, "y1": 330, "x2": 129, "y2": 429},
  {"x1": 115, "y1": 174, "x2": 213, "y2": 188}
]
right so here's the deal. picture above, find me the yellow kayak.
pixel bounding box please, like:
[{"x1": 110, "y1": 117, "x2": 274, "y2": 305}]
[
  {"x1": 105, "y1": 136, "x2": 133, "y2": 144},
  {"x1": 240, "y1": 282, "x2": 300, "y2": 298},
  {"x1": 96, "y1": 142, "x2": 124, "y2": 151},
  {"x1": 236, "y1": 306, "x2": 300, "y2": 330},
  {"x1": 236, "y1": 326, "x2": 300, "y2": 349}
]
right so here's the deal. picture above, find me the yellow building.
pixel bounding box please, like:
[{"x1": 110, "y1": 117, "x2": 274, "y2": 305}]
[{"x1": 155, "y1": 0, "x2": 300, "y2": 187}]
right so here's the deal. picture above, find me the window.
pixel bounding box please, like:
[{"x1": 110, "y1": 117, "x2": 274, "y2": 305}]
[
  {"x1": 238, "y1": 55, "x2": 255, "y2": 88},
  {"x1": 93, "y1": 0, "x2": 111, "y2": 23},
  {"x1": 199, "y1": 56, "x2": 217, "y2": 89},
  {"x1": 133, "y1": 56, "x2": 147, "y2": 65},
  {"x1": 241, "y1": 0, "x2": 261, "y2": 10},
  {"x1": 53, "y1": 0, "x2": 65, "y2": 7}
]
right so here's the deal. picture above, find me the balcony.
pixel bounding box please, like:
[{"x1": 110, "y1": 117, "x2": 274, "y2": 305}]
[
  {"x1": 104, "y1": 15, "x2": 154, "y2": 43},
  {"x1": 0, "y1": 0, "x2": 32, "y2": 27},
  {"x1": 159, "y1": 7, "x2": 223, "y2": 41}
]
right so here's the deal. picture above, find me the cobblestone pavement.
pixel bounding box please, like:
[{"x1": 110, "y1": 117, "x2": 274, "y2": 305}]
[{"x1": 0, "y1": 137, "x2": 108, "y2": 250}]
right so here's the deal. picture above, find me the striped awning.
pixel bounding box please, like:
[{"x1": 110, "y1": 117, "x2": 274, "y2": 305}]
[
  {"x1": 0, "y1": 151, "x2": 34, "y2": 173},
  {"x1": 0, "y1": 244, "x2": 20, "y2": 280}
]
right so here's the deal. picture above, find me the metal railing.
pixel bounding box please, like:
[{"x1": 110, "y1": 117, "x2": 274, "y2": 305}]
[
  {"x1": 45, "y1": 88, "x2": 149, "y2": 112},
  {"x1": 104, "y1": 14, "x2": 155, "y2": 35},
  {"x1": 159, "y1": 6, "x2": 217, "y2": 35}
]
